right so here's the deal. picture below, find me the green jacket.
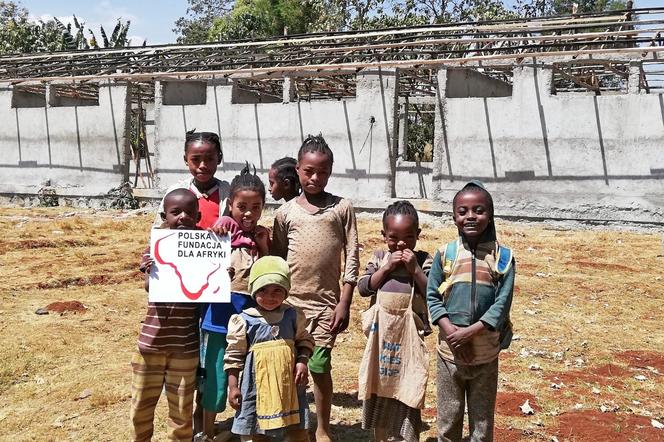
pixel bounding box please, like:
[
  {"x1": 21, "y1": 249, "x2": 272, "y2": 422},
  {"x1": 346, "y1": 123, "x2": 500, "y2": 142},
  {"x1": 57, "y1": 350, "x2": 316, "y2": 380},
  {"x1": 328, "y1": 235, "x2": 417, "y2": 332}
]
[{"x1": 426, "y1": 238, "x2": 515, "y2": 339}]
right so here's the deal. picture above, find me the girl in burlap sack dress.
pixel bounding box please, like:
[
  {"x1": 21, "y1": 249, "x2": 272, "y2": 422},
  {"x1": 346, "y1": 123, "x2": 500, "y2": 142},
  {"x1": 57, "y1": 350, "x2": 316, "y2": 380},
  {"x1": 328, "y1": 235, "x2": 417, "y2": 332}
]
[{"x1": 357, "y1": 201, "x2": 432, "y2": 442}]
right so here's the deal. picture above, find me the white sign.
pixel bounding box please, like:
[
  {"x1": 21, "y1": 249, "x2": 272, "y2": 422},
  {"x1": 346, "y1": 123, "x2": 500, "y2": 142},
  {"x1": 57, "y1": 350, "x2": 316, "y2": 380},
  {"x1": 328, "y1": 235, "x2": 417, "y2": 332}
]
[{"x1": 149, "y1": 229, "x2": 231, "y2": 303}]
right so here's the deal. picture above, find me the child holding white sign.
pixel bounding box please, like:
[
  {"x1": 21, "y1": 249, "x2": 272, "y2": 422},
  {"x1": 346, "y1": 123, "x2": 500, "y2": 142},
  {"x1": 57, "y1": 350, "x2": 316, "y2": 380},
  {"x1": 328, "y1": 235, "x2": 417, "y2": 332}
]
[
  {"x1": 357, "y1": 201, "x2": 432, "y2": 442},
  {"x1": 131, "y1": 188, "x2": 202, "y2": 441},
  {"x1": 197, "y1": 165, "x2": 270, "y2": 441},
  {"x1": 224, "y1": 256, "x2": 314, "y2": 441}
]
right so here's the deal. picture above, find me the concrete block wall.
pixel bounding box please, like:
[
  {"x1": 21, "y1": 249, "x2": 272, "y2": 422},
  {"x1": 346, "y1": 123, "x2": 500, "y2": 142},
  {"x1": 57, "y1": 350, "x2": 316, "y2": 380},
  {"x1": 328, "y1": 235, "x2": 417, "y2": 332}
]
[
  {"x1": 0, "y1": 82, "x2": 129, "y2": 197},
  {"x1": 1, "y1": 63, "x2": 663, "y2": 223},
  {"x1": 152, "y1": 69, "x2": 397, "y2": 201},
  {"x1": 433, "y1": 65, "x2": 664, "y2": 222}
]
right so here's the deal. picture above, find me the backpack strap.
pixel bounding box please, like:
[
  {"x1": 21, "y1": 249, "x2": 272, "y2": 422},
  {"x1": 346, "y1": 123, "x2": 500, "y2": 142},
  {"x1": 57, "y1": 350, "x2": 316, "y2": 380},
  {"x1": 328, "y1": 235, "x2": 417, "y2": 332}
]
[
  {"x1": 495, "y1": 245, "x2": 513, "y2": 276},
  {"x1": 438, "y1": 239, "x2": 458, "y2": 272},
  {"x1": 436, "y1": 239, "x2": 459, "y2": 296}
]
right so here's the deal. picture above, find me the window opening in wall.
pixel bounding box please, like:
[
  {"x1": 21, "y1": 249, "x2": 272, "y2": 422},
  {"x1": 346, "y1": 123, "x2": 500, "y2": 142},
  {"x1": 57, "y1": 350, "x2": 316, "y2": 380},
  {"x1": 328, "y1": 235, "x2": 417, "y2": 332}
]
[
  {"x1": 130, "y1": 82, "x2": 155, "y2": 189},
  {"x1": 294, "y1": 74, "x2": 356, "y2": 101},
  {"x1": 445, "y1": 67, "x2": 513, "y2": 98},
  {"x1": 131, "y1": 81, "x2": 155, "y2": 105},
  {"x1": 478, "y1": 66, "x2": 513, "y2": 85},
  {"x1": 232, "y1": 79, "x2": 282, "y2": 104},
  {"x1": 551, "y1": 62, "x2": 628, "y2": 95},
  {"x1": 399, "y1": 69, "x2": 437, "y2": 98},
  {"x1": 11, "y1": 85, "x2": 46, "y2": 108},
  {"x1": 162, "y1": 81, "x2": 207, "y2": 105},
  {"x1": 402, "y1": 103, "x2": 435, "y2": 162},
  {"x1": 49, "y1": 84, "x2": 100, "y2": 106}
]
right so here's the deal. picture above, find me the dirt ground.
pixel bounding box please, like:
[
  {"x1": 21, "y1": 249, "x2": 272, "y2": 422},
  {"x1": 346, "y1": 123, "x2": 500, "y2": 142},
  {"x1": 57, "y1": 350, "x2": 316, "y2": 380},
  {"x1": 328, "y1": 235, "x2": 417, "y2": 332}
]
[{"x1": 0, "y1": 206, "x2": 662, "y2": 441}]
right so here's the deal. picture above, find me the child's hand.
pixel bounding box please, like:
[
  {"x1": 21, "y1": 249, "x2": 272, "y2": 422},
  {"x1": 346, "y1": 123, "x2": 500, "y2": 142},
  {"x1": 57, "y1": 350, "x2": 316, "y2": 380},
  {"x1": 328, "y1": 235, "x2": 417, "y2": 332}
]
[
  {"x1": 208, "y1": 221, "x2": 229, "y2": 236},
  {"x1": 401, "y1": 249, "x2": 418, "y2": 275},
  {"x1": 254, "y1": 226, "x2": 271, "y2": 256},
  {"x1": 438, "y1": 318, "x2": 458, "y2": 338},
  {"x1": 386, "y1": 251, "x2": 403, "y2": 271},
  {"x1": 140, "y1": 257, "x2": 154, "y2": 274},
  {"x1": 294, "y1": 361, "x2": 309, "y2": 386},
  {"x1": 330, "y1": 300, "x2": 351, "y2": 334},
  {"x1": 446, "y1": 327, "x2": 476, "y2": 350},
  {"x1": 228, "y1": 386, "x2": 242, "y2": 411}
]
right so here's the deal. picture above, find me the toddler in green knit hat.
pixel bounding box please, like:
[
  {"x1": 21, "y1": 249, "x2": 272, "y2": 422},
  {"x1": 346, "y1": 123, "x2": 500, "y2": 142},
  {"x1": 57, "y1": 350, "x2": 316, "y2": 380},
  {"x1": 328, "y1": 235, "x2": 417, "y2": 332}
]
[{"x1": 223, "y1": 256, "x2": 315, "y2": 441}]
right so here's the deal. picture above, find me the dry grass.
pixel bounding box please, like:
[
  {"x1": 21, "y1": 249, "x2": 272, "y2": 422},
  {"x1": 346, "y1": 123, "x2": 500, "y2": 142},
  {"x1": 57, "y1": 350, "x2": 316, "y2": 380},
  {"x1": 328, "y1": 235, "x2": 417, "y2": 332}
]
[{"x1": 0, "y1": 207, "x2": 662, "y2": 441}]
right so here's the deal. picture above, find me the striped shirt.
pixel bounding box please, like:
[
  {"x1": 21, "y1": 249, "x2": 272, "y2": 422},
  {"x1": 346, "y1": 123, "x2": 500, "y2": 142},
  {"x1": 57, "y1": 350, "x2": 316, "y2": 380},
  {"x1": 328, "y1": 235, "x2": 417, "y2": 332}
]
[
  {"x1": 137, "y1": 246, "x2": 199, "y2": 354},
  {"x1": 431, "y1": 240, "x2": 508, "y2": 365}
]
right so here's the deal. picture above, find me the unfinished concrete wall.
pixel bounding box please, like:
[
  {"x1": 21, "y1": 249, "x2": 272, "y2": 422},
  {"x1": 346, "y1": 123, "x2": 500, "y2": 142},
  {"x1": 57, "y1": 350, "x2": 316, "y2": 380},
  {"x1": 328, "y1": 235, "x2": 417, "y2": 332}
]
[
  {"x1": 1, "y1": 63, "x2": 663, "y2": 224},
  {"x1": 395, "y1": 161, "x2": 433, "y2": 199},
  {"x1": 433, "y1": 65, "x2": 664, "y2": 223},
  {"x1": 0, "y1": 82, "x2": 129, "y2": 199},
  {"x1": 151, "y1": 69, "x2": 398, "y2": 201}
]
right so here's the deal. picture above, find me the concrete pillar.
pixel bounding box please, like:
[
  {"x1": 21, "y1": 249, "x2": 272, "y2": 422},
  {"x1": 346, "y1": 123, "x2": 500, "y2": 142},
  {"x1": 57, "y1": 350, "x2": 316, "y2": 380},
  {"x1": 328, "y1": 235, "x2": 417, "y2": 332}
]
[
  {"x1": 45, "y1": 84, "x2": 52, "y2": 108},
  {"x1": 283, "y1": 76, "x2": 296, "y2": 103},
  {"x1": 398, "y1": 97, "x2": 408, "y2": 159},
  {"x1": 357, "y1": 67, "x2": 398, "y2": 197},
  {"x1": 628, "y1": 60, "x2": 641, "y2": 94},
  {"x1": 432, "y1": 68, "x2": 451, "y2": 199},
  {"x1": 153, "y1": 80, "x2": 163, "y2": 189}
]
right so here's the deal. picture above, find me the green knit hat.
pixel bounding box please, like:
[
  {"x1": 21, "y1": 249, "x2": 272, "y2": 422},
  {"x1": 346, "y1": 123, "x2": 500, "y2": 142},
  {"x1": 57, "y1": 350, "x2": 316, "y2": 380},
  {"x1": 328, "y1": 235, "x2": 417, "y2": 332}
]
[{"x1": 248, "y1": 256, "x2": 291, "y2": 297}]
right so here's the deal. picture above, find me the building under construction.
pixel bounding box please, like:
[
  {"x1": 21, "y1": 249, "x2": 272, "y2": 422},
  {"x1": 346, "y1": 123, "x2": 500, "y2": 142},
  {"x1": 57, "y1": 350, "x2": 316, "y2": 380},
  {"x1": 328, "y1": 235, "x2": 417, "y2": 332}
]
[{"x1": 1, "y1": 6, "x2": 663, "y2": 223}]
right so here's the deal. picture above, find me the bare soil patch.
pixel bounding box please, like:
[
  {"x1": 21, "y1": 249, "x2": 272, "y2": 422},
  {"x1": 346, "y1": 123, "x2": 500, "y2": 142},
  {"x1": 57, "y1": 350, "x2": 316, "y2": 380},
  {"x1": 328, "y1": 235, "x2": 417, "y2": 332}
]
[
  {"x1": 545, "y1": 364, "x2": 631, "y2": 389},
  {"x1": 44, "y1": 300, "x2": 88, "y2": 314},
  {"x1": 494, "y1": 427, "x2": 530, "y2": 441},
  {"x1": 552, "y1": 411, "x2": 661, "y2": 441},
  {"x1": 570, "y1": 261, "x2": 636, "y2": 272},
  {"x1": 496, "y1": 392, "x2": 539, "y2": 417},
  {"x1": 616, "y1": 351, "x2": 664, "y2": 372}
]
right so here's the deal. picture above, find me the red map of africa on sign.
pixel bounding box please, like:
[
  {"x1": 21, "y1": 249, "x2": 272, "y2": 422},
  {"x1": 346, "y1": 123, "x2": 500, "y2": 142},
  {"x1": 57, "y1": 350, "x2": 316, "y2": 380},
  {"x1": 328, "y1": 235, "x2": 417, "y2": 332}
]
[{"x1": 154, "y1": 232, "x2": 222, "y2": 300}]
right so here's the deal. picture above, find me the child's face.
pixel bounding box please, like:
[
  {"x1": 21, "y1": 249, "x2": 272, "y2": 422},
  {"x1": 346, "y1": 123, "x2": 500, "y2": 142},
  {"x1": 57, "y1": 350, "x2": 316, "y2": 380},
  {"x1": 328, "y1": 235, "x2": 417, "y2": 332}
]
[
  {"x1": 184, "y1": 141, "x2": 220, "y2": 184},
  {"x1": 296, "y1": 151, "x2": 332, "y2": 196},
  {"x1": 453, "y1": 190, "x2": 492, "y2": 240},
  {"x1": 382, "y1": 214, "x2": 420, "y2": 252},
  {"x1": 268, "y1": 168, "x2": 289, "y2": 201},
  {"x1": 229, "y1": 190, "x2": 264, "y2": 232},
  {"x1": 161, "y1": 194, "x2": 200, "y2": 229},
  {"x1": 255, "y1": 284, "x2": 287, "y2": 311}
]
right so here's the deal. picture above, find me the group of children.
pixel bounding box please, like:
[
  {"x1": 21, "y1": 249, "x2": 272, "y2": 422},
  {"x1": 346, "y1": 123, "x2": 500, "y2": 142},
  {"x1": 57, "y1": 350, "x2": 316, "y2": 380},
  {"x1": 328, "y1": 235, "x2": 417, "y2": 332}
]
[{"x1": 130, "y1": 130, "x2": 515, "y2": 442}]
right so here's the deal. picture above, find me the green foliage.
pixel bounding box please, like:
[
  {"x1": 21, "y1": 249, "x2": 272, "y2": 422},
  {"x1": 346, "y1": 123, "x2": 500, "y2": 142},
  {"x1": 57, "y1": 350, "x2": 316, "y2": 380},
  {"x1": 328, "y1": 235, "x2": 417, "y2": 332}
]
[
  {"x1": 0, "y1": 1, "x2": 134, "y2": 54},
  {"x1": 0, "y1": 0, "x2": 26, "y2": 24},
  {"x1": 199, "y1": 0, "x2": 537, "y2": 40},
  {"x1": 209, "y1": 0, "x2": 320, "y2": 41},
  {"x1": 549, "y1": 0, "x2": 627, "y2": 15},
  {"x1": 88, "y1": 20, "x2": 132, "y2": 49},
  {"x1": 405, "y1": 103, "x2": 434, "y2": 162},
  {"x1": 174, "y1": 0, "x2": 233, "y2": 43},
  {"x1": 514, "y1": 0, "x2": 627, "y2": 17},
  {"x1": 450, "y1": 0, "x2": 517, "y2": 22}
]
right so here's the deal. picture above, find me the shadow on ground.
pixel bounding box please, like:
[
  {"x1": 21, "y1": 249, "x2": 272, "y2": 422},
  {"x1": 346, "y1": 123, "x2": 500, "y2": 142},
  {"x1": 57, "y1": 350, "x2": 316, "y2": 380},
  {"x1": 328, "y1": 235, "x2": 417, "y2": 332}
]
[{"x1": 332, "y1": 392, "x2": 362, "y2": 408}]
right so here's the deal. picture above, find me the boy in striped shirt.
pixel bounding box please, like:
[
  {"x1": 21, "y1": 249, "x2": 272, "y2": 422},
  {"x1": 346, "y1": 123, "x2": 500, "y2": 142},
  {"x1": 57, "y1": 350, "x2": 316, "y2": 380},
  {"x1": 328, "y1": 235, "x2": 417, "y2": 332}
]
[{"x1": 130, "y1": 188, "x2": 202, "y2": 442}]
